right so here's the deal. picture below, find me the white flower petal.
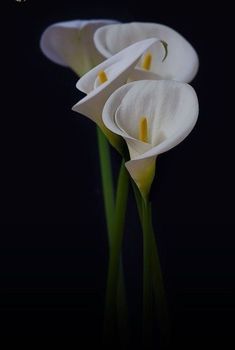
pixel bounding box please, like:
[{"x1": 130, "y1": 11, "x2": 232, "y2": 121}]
[
  {"x1": 40, "y1": 19, "x2": 117, "y2": 76},
  {"x1": 94, "y1": 22, "x2": 199, "y2": 83},
  {"x1": 102, "y1": 80, "x2": 199, "y2": 196},
  {"x1": 127, "y1": 68, "x2": 161, "y2": 82},
  {"x1": 72, "y1": 38, "x2": 159, "y2": 126}
]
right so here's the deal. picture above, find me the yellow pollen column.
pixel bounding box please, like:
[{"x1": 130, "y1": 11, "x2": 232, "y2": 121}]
[
  {"x1": 139, "y1": 117, "x2": 148, "y2": 143},
  {"x1": 141, "y1": 52, "x2": 152, "y2": 70},
  {"x1": 98, "y1": 70, "x2": 108, "y2": 84}
]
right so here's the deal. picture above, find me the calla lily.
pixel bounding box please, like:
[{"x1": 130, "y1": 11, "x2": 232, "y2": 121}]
[
  {"x1": 102, "y1": 80, "x2": 199, "y2": 198},
  {"x1": 94, "y1": 22, "x2": 199, "y2": 83},
  {"x1": 40, "y1": 19, "x2": 117, "y2": 76},
  {"x1": 72, "y1": 38, "x2": 165, "y2": 151}
]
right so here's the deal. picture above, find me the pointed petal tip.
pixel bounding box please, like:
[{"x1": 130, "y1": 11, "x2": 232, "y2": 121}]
[{"x1": 71, "y1": 102, "x2": 79, "y2": 112}]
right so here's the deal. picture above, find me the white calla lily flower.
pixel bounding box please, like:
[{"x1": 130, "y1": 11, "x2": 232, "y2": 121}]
[
  {"x1": 72, "y1": 38, "x2": 165, "y2": 150},
  {"x1": 102, "y1": 80, "x2": 199, "y2": 198},
  {"x1": 94, "y1": 22, "x2": 199, "y2": 83},
  {"x1": 40, "y1": 19, "x2": 117, "y2": 76}
]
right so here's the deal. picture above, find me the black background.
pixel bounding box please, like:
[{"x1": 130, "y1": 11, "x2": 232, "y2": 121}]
[{"x1": 1, "y1": 0, "x2": 234, "y2": 347}]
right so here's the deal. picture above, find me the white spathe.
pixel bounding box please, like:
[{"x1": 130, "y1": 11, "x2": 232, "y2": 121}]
[
  {"x1": 72, "y1": 38, "x2": 161, "y2": 129},
  {"x1": 102, "y1": 80, "x2": 199, "y2": 197},
  {"x1": 40, "y1": 19, "x2": 117, "y2": 76},
  {"x1": 94, "y1": 22, "x2": 199, "y2": 83}
]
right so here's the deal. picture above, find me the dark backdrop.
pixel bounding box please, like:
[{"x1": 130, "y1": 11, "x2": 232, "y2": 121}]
[{"x1": 1, "y1": 0, "x2": 234, "y2": 347}]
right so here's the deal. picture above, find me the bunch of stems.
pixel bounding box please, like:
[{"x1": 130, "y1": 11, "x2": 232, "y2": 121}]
[{"x1": 97, "y1": 127, "x2": 169, "y2": 348}]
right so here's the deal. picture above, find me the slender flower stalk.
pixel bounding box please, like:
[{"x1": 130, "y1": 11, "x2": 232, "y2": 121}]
[
  {"x1": 135, "y1": 189, "x2": 170, "y2": 345},
  {"x1": 97, "y1": 127, "x2": 115, "y2": 236},
  {"x1": 148, "y1": 205, "x2": 170, "y2": 344},
  {"x1": 104, "y1": 159, "x2": 129, "y2": 345},
  {"x1": 142, "y1": 199, "x2": 153, "y2": 346},
  {"x1": 97, "y1": 115, "x2": 129, "y2": 347},
  {"x1": 113, "y1": 161, "x2": 130, "y2": 347}
]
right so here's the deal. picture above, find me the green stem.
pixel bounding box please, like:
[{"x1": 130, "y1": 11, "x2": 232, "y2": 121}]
[
  {"x1": 148, "y1": 206, "x2": 170, "y2": 344},
  {"x1": 97, "y1": 128, "x2": 129, "y2": 346},
  {"x1": 115, "y1": 160, "x2": 129, "y2": 239},
  {"x1": 132, "y1": 185, "x2": 170, "y2": 345},
  {"x1": 115, "y1": 161, "x2": 130, "y2": 349},
  {"x1": 142, "y1": 199, "x2": 153, "y2": 346},
  {"x1": 97, "y1": 127, "x2": 115, "y2": 239},
  {"x1": 104, "y1": 160, "x2": 129, "y2": 344},
  {"x1": 131, "y1": 180, "x2": 143, "y2": 223},
  {"x1": 117, "y1": 261, "x2": 129, "y2": 348}
]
